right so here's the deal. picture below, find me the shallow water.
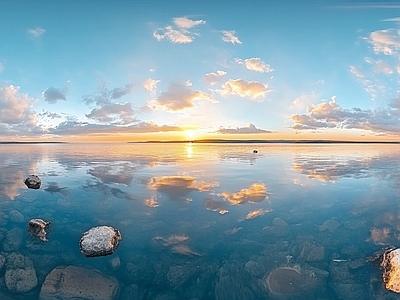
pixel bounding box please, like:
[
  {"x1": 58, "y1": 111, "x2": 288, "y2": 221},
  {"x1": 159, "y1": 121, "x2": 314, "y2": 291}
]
[{"x1": 1, "y1": 143, "x2": 400, "y2": 299}]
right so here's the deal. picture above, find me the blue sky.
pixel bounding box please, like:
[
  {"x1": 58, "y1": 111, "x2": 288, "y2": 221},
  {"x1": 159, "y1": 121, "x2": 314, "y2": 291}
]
[{"x1": 1, "y1": 0, "x2": 400, "y2": 141}]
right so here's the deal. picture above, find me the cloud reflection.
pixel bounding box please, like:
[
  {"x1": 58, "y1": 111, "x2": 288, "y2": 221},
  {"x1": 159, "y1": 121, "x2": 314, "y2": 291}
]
[
  {"x1": 148, "y1": 175, "x2": 219, "y2": 201},
  {"x1": 242, "y1": 208, "x2": 272, "y2": 220},
  {"x1": 88, "y1": 164, "x2": 134, "y2": 185},
  {"x1": 221, "y1": 183, "x2": 268, "y2": 205},
  {"x1": 203, "y1": 198, "x2": 229, "y2": 214},
  {"x1": 44, "y1": 182, "x2": 68, "y2": 195}
]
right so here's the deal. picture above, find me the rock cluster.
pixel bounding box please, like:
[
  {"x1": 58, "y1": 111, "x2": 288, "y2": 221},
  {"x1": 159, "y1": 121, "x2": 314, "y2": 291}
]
[
  {"x1": 80, "y1": 226, "x2": 122, "y2": 257},
  {"x1": 24, "y1": 175, "x2": 41, "y2": 189},
  {"x1": 381, "y1": 247, "x2": 400, "y2": 293}
]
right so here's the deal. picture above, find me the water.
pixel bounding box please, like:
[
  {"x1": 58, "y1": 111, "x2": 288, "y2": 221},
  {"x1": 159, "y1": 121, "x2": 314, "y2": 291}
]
[{"x1": 0, "y1": 143, "x2": 400, "y2": 299}]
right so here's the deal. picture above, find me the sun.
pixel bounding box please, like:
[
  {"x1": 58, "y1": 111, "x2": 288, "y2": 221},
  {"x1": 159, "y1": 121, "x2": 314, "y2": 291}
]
[{"x1": 185, "y1": 129, "x2": 197, "y2": 140}]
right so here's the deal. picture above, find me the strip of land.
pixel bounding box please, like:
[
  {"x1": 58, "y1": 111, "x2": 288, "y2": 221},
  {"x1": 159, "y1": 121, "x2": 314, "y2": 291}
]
[{"x1": 129, "y1": 139, "x2": 400, "y2": 144}]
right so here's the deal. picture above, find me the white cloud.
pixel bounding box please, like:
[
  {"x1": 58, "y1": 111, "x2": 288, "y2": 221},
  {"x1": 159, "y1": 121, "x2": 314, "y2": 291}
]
[
  {"x1": 42, "y1": 87, "x2": 68, "y2": 104},
  {"x1": 218, "y1": 79, "x2": 269, "y2": 101},
  {"x1": 364, "y1": 57, "x2": 394, "y2": 75},
  {"x1": 291, "y1": 96, "x2": 400, "y2": 134},
  {"x1": 217, "y1": 123, "x2": 272, "y2": 134},
  {"x1": 152, "y1": 82, "x2": 215, "y2": 111},
  {"x1": 368, "y1": 29, "x2": 400, "y2": 55},
  {"x1": 0, "y1": 85, "x2": 36, "y2": 125},
  {"x1": 202, "y1": 70, "x2": 227, "y2": 85},
  {"x1": 143, "y1": 78, "x2": 160, "y2": 95},
  {"x1": 349, "y1": 66, "x2": 364, "y2": 78},
  {"x1": 28, "y1": 27, "x2": 46, "y2": 38},
  {"x1": 235, "y1": 58, "x2": 274, "y2": 73},
  {"x1": 221, "y1": 30, "x2": 242, "y2": 44},
  {"x1": 173, "y1": 17, "x2": 206, "y2": 29},
  {"x1": 86, "y1": 102, "x2": 136, "y2": 125},
  {"x1": 154, "y1": 17, "x2": 205, "y2": 44},
  {"x1": 48, "y1": 121, "x2": 183, "y2": 136}
]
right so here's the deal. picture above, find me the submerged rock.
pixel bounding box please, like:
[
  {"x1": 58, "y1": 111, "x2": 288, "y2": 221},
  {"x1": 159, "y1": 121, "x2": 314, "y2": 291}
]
[
  {"x1": 3, "y1": 227, "x2": 23, "y2": 251},
  {"x1": 40, "y1": 266, "x2": 120, "y2": 300},
  {"x1": 27, "y1": 219, "x2": 50, "y2": 242},
  {"x1": 80, "y1": 226, "x2": 122, "y2": 257},
  {"x1": 264, "y1": 265, "x2": 327, "y2": 299},
  {"x1": 24, "y1": 175, "x2": 41, "y2": 189},
  {"x1": 5, "y1": 252, "x2": 38, "y2": 293}
]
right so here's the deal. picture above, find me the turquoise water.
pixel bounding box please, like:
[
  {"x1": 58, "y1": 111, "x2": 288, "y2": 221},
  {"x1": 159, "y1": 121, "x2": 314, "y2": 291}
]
[{"x1": 1, "y1": 143, "x2": 400, "y2": 299}]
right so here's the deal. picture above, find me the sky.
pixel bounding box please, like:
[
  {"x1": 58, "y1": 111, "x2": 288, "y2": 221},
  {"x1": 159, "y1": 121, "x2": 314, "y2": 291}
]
[{"x1": 1, "y1": 0, "x2": 400, "y2": 142}]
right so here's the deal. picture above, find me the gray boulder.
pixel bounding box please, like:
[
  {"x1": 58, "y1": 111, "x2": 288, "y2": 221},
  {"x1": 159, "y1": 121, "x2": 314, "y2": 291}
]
[
  {"x1": 5, "y1": 252, "x2": 38, "y2": 293},
  {"x1": 80, "y1": 226, "x2": 122, "y2": 257},
  {"x1": 39, "y1": 266, "x2": 120, "y2": 300},
  {"x1": 24, "y1": 175, "x2": 41, "y2": 189},
  {"x1": 27, "y1": 219, "x2": 50, "y2": 242}
]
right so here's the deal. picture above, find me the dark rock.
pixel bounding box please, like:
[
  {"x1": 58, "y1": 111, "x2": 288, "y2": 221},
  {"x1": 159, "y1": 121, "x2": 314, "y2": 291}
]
[
  {"x1": 39, "y1": 265, "x2": 120, "y2": 300},
  {"x1": 27, "y1": 219, "x2": 50, "y2": 242},
  {"x1": 80, "y1": 226, "x2": 122, "y2": 257},
  {"x1": 24, "y1": 175, "x2": 41, "y2": 189}
]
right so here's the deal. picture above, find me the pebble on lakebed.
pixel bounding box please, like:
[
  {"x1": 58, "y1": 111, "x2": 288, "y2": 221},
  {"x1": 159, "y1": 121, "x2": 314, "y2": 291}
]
[{"x1": 79, "y1": 226, "x2": 122, "y2": 257}]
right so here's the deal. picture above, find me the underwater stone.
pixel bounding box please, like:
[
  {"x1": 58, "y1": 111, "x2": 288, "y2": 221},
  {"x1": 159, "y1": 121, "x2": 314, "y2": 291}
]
[
  {"x1": 265, "y1": 267, "x2": 304, "y2": 298},
  {"x1": 24, "y1": 175, "x2": 41, "y2": 189},
  {"x1": 40, "y1": 266, "x2": 120, "y2": 300},
  {"x1": 27, "y1": 219, "x2": 50, "y2": 242},
  {"x1": 5, "y1": 252, "x2": 38, "y2": 293},
  {"x1": 80, "y1": 226, "x2": 122, "y2": 257},
  {"x1": 3, "y1": 227, "x2": 23, "y2": 251},
  {"x1": 381, "y1": 248, "x2": 400, "y2": 293}
]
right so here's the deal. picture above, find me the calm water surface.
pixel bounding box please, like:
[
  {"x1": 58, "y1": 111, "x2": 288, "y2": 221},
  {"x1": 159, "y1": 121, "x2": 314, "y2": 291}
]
[{"x1": 1, "y1": 143, "x2": 400, "y2": 299}]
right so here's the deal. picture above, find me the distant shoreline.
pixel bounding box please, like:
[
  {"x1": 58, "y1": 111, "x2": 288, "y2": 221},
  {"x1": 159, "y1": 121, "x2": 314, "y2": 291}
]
[
  {"x1": 0, "y1": 142, "x2": 67, "y2": 144},
  {"x1": 129, "y1": 139, "x2": 400, "y2": 144}
]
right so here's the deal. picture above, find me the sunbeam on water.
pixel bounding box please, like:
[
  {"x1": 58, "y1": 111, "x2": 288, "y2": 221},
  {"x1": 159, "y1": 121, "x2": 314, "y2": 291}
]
[{"x1": 0, "y1": 143, "x2": 400, "y2": 299}]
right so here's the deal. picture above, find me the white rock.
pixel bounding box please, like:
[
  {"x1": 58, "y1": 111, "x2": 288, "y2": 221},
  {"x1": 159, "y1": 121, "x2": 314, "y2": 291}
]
[{"x1": 80, "y1": 226, "x2": 122, "y2": 257}]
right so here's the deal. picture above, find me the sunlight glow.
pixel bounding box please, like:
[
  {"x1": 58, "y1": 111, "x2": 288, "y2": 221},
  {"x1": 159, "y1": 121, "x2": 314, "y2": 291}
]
[{"x1": 185, "y1": 130, "x2": 197, "y2": 140}]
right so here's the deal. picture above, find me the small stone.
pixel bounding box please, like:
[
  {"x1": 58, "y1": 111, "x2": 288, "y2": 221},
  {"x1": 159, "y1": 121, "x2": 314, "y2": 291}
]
[
  {"x1": 80, "y1": 226, "x2": 122, "y2": 257},
  {"x1": 27, "y1": 219, "x2": 50, "y2": 242},
  {"x1": 253, "y1": 150, "x2": 258, "y2": 153},
  {"x1": 245, "y1": 260, "x2": 262, "y2": 277},
  {"x1": 109, "y1": 256, "x2": 121, "y2": 271},
  {"x1": 24, "y1": 175, "x2": 41, "y2": 189},
  {"x1": 299, "y1": 242, "x2": 325, "y2": 262}
]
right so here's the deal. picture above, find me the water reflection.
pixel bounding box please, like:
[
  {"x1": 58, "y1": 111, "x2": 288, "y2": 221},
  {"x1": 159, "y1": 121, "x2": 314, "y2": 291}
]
[
  {"x1": 147, "y1": 175, "x2": 219, "y2": 201},
  {"x1": 221, "y1": 183, "x2": 268, "y2": 205},
  {"x1": 0, "y1": 143, "x2": 400, "y2": 299}
]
